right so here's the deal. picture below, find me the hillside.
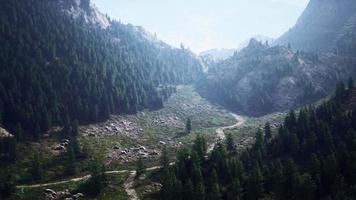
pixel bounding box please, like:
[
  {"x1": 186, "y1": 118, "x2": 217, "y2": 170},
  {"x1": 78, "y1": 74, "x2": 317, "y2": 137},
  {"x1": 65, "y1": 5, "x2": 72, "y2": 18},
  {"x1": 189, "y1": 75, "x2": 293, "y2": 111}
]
[
  {"x1": 159, "y1": 83, "x2": 356, "y2": 200},
  {"x1": 0, "y1": 0, "x2": 202, "y2": 138},
  {"x1": 275, "y1": 0, "x2": 356, "y2": 54},
  {"x1": 197, "y1": 39, "x2": 356, "y2": 116}
]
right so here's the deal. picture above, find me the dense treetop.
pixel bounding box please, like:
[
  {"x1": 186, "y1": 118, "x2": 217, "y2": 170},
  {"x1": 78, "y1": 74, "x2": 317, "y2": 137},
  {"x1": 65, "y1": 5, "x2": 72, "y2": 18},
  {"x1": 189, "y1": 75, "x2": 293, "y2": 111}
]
[
  {"x1": 0, "y1": 0, "x2": 202, "y2": 138},
  {"x1": 161, "y1": 82, "x2": 356, "y2": 200}
]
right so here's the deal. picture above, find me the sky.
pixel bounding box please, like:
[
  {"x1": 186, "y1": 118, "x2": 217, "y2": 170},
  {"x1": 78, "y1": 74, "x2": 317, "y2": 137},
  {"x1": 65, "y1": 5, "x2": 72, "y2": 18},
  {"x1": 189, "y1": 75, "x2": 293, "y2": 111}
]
[{"x1": 92, "y1": 0, "x2": 309, "y2": 53}]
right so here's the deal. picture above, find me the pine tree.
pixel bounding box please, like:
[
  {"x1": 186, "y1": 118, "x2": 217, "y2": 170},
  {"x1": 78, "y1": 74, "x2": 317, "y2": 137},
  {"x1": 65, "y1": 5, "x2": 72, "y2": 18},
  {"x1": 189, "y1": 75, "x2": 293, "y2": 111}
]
[
  {"x1": 335, "y1": 81, "x2": 346, "y2": 100},
  {"x1": 85, "y1": 159, "x2": 107, "y2": 195},
  {"x1": 348, "y1": 77, "x2": 354, "y2": 90},
  {"x1": 31, "y1": 153, "x2": 43, "y2": 181},
  {"x1": 299, "y1": 173, "x2": 316, "y2": 200},
  {"x1": 254, "y1": 129, "x2": 264, "y2": 151},
  {"x1": 71, "y1": 119, "x2": 79, "y2": 137},
  {"x1": 226, "y1": 133, "x2": 236, "y2": 153},
  {"x1": 160, "y1": 146, "x2": 170, "y2": 170},
  {"x1": 64, "y1": 146, "x2": 76, "y2": 175},
  {"x1": 186, "y1": 118, "x2": 192, "y2": 134},
  {"x1": 0, "y1": 168, "x2": 14, "y2": 199},
  {"x1": 183, "y1": 179, "x2": 194, "y2": 200},
  {"x1": 264, "y1": 122, "x2": 272, "y2": 142},
  {"x1": 195, "y1": 181, "x2": 206, "y2": 200},
  {"x1": 193, "y1": 135, "x2": 207, "y2": 163},
  {"x1": 136, "y1": 158, "x2": 145, "y2": 179}
]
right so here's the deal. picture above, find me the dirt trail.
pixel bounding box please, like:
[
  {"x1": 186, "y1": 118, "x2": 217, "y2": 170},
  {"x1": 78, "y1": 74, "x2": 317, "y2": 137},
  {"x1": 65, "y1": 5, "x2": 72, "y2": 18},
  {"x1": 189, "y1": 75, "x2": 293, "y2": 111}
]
[
  {"x1": 16, "y1": 170, "x2": 129, "y2": 189},
  {"x1": 124, "y1": 171, "x2": 139, "y2": 200},
  {"x1": 16, "y1": 113, "x2": 244, "y2": 200},
  {"x1": 208, "y1": 113, "x2": 245, "y2": 152}
]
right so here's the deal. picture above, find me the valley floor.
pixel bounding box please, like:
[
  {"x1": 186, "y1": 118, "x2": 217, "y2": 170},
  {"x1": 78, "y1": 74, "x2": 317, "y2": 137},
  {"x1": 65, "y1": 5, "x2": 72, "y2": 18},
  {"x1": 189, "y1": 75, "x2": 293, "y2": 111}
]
[{"x1": 9, "y1": 85, "x2": 285, "y2": 200}]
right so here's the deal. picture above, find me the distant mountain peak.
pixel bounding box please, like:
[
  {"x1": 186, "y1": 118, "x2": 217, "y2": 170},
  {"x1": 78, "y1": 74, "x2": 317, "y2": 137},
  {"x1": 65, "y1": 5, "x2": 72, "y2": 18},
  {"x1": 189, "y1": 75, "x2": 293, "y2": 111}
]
[
  {"x1": 58, "y1": 0, "x2": 110, "y2": 29},
  {"x1": 246, "y1": 38, "x2": 263, "y2": 49}
]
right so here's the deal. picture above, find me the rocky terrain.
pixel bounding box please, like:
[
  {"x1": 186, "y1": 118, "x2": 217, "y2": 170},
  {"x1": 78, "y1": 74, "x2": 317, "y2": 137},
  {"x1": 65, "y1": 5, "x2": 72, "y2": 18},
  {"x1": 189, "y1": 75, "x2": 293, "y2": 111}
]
[
  {"x1": 58, "y1": 0, "x2": 110, "y2": 29},
  {"x1": 0, "y1": 126, "x2": 13, "y2": 138},
  {"x1": 275, "y1": 0, "x2": 356, "y2": 53},
  {"x1": 197, "y1": 38, "x2": 356, "y2": 116},
  {"x1": 81, "y1": 116, "x2": 144, "y2": 139}
]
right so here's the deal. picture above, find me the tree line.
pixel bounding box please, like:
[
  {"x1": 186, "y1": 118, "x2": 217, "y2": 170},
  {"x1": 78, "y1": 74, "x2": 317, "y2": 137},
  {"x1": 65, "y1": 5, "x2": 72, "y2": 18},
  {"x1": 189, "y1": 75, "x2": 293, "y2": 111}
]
[
  {"x1": 160, "y1": 79, "x2": 356, "y2": 200},
  {"x1": 0, "y1": 0, "x2": 202, "y2": 141}
]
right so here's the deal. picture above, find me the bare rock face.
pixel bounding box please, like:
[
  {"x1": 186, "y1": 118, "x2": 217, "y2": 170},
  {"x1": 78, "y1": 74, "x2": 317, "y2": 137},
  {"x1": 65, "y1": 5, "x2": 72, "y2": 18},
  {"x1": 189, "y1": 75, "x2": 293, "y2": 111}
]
[
  {"x1": 197, "y1": 39, "x2": 356, "y2": 116},
  {"x1": 275, "y1": 0, "x2": 356, "y2": 53},
  {"x1": 58, "y1": 0, "x2": 110, "y2": 29},
  {"x1": 0, "y1": 126, "x2": 13, "y2": 138}
]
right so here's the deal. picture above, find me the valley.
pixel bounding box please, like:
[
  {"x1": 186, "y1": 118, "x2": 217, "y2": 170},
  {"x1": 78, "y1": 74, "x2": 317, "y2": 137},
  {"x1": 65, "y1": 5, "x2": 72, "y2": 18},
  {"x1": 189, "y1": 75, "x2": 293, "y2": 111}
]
[
  {"x1": 9, "y1": 86, "x2": 265, "y2": 200},
  {"x1": 1, "y1": 0, "x2": 356, "y2": 199}
]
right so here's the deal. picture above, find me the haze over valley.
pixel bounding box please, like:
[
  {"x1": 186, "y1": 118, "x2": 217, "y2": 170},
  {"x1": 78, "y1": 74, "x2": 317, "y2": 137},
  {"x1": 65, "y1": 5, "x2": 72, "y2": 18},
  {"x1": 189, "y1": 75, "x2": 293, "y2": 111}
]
[{"x1": 1, "y1": 0, "x2": 356, "y2": 200}]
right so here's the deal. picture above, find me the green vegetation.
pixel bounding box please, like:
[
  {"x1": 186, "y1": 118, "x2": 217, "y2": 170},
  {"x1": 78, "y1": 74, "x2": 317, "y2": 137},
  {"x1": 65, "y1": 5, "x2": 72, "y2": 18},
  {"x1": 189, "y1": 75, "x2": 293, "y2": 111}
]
[
  {"x1": 0, "y1": 0, "x2": 201, "y2": 140},
  {"x1": 11, "y1": 173, "x2": 129, "y2": 200},
  {"x1": 79, "y1": 86, "x2": 235, "y2": 169},
  {"x1": 158, "y1": 82, "x2": 356, "y2": 200},
  {"x1": 186, "y1": 118, "x2": 192, "y2": 134}
]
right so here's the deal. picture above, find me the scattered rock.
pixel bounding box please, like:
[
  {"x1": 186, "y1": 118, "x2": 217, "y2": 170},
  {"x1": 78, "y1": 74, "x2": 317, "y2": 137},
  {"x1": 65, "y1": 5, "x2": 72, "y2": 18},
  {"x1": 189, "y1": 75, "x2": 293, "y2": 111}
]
[
  {"x1": 45, "y1": 189, "x2": 56, "y2": 194},
  {"x1": 144, "y1": 182, "x2": 163, "y2": 193},
  {"x1": 0, "y1": 127, "x2": 14, "y2": 138},
  {"x1": 44, "y1": 188, "x2": 84, "y2": 200},
  {"x1": 107, "y1": 146, "x2": 161, "y2": 165}
]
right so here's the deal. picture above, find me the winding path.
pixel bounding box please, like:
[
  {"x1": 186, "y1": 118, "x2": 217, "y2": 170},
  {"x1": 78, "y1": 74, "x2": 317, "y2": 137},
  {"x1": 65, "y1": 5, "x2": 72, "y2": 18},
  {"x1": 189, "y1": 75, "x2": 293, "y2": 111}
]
[
  {"x1": 16, "y1": 113, "x2": 244, "y2": 200},
  {"x1": 208, "y1": 113, "x2": 245, "y2": 152}
]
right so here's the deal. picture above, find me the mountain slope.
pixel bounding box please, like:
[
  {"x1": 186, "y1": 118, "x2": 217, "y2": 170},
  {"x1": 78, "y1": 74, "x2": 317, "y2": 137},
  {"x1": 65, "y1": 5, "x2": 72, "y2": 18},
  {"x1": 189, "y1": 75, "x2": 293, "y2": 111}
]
[
  {"x1": 197, "y1": 39, "x2": 355, "y2": 116},
  {"x1": 0, "y1": 0, "x2": 202, "y2": 138},
  {"x1": 199, "y1": 35, "x2": 274, "y2": 62},
  {"x1": 275, "y1": 0, "x2": 356, "y2": 53},
  {"x1": 161, "y1": 84, "x2": 356, "y2": 200}
]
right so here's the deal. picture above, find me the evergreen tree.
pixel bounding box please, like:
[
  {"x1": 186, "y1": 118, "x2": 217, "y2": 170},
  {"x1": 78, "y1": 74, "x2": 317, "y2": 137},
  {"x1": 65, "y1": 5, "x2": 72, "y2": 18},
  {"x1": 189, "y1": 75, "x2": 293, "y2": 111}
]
[
  {"x1": 31, "y1": 153, "x2": 43, "y2": 181},
  {"x1": 0, "y1": 168, "x2": 14, "y2": 199},
  {"x1": 186, "y1": 118, "x2": 192, "y2": 134},
  {"x1": 160, "y1": 146, "x2": 170, "y2": 170},
  {"x1": 83, "y1": 159, "x2": 107, "y2": 195},
  {"x1": 183, "y1": 179, "x2": 194, "y2": 200},
  {"x1": 348, "y1": 77, "x2": 354, "y2": 90},
  {"x1": 264, "y1": 122, "x2": 272, "y2": 142},
  {"x1": 226, "y1": 133, "x2": 236, "y2": 153},
  {"x1": 64, "y1": 146, "x2": 76, "y2": 176},
  {"x1": 136, "y1": 158, "x2": 145, "y2": 179},
  {"x1": 335, "y1": 81, "x2": 346, "y2": 99},
  {"x1": 195, "y1": 181, "x2": 206, "y2": 200}
]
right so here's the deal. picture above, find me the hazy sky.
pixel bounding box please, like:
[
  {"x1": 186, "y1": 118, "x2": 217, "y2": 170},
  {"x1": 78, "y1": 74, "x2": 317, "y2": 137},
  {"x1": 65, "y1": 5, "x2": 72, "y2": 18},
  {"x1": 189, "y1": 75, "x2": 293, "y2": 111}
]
[{"x1": 92, "y1": 0, "x2": 309, "y2": 53}]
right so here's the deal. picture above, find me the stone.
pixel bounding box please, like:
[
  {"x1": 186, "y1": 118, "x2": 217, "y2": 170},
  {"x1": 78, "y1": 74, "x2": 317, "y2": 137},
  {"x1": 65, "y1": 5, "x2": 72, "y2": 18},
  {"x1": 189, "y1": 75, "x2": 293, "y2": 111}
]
[
  {"x1": 53, "y1": 145, "x2": 65, "y2": 151},
  {"x1": 44, "y1": 189, "x2": 56, "y2": 195},
  {"x1": 73, "y1": 193, "x2": 84, "y2": 199}
]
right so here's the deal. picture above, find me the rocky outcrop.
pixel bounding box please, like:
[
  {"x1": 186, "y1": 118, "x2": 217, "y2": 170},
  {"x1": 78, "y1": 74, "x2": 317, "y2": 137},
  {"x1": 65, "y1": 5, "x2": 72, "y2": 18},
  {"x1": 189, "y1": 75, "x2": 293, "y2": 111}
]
[
  {"x1": 58, "y1": 0, "x2": 110, "y2": 29},
  {"x1": 0, "y1": 126, "x2": 13, "y2": 138},
  {"x1": 197, "y1": 39, "x2": 356, "y2": 116},
  {"x1": 275, "y1": 0, "x2": 356, "y2": 53}
]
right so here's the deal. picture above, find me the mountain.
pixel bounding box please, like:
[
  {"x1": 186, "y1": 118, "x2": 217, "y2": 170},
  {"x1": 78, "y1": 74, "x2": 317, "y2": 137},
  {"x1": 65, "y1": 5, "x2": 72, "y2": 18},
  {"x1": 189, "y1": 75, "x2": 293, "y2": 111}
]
[
  {"x1": 275, "y1": 0, "x2": 356, "y2": 53},
  {"x1": 58, "y1": 0, "x2": 110, "y2": 29},
  {"x1": 0, "y1": 0, "x2": 202, "y2": 138},
  {"x1": 236, "y1": 35, "x2": 274, "y2": 53},
  {"x1": 199, "y1": 48, "x2": 236, "y2": 61},
  {"x1": 199, "y1": 35, "x2": 274, "y2": 61},
  {"x1": 198, "y1": 0, "x2": 356, "y2": 116},
  {"x1": 197, "y1": 39, "x2": 356, "y2": 116}
]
